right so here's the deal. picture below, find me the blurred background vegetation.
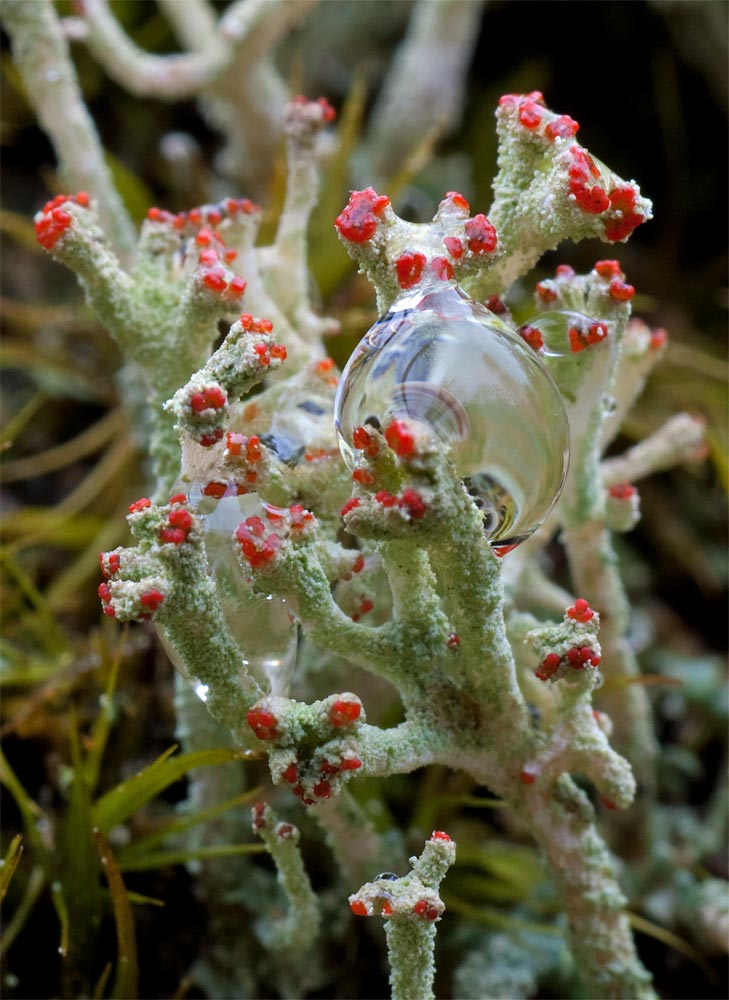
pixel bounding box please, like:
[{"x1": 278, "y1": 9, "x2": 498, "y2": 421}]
[{"x1": 1, "y1": 2, "x2": 727, "y2": 997}]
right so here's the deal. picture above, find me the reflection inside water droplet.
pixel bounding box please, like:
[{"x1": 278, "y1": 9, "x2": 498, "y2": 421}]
[
  {"x1": 334, "y1": 282, "x2": 570, "y2": 548},
  {"x1": 162, "y1": 491, "x2": 299, "y2": 697}
]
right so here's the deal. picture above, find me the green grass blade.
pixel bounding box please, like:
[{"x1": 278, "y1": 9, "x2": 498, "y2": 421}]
[
  {"x1": 0, "y1": 747, "x2": 48, "y2": 864},
  {"x1": 91, "y1": 746, "x2": 254, "y2": 834},
  {"x1": 119, "y1": 842, "x2": 266, "y2": 873},
  {"x1": 118, "y1": 786, "x2": 263, "y2": 864},
  {"x1": 0, "y1": 834, "x2": 23, "y2": 900},
  {"x1": 0, "y1": 865, "x2": 46, "y2": 959}
]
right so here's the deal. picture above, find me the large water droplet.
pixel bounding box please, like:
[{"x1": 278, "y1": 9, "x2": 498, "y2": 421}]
[{"x1": 334, "y1": 282, "x2": 570, "y2": 547}]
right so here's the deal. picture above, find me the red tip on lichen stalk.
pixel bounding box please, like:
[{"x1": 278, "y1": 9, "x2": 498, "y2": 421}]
[
  {"x1": 431, "y1": 256, "x2": 454, "y2": 281},
  {"x1": 384, "y1": 419, "x2": 416, "y2": 458},
  {"x1": 535, "y1": 652, "x2": 561, "y2": 681},
  {"x1": 519, "y1": 324, "x2": 544, "y2": 351},
  {"x1": 190, "y1": 385, "x2": 227, "y2": 412},
  {"x1": 35, "y1": 193, "x2": 90, "y2": 250},
  {"x1": 128, "y1": 497, "x2": 152, "y2": 514},
  {"x1": 535, "y1": 282, "x2": 557, "y2": 303},
  {"x1": 395, "y1": 252, "x2": 426, "y2": 289},
  {"x1": 139, "y1": 589, "x2": 165, "y2": 611},
  {"x1": 569, "y1": 321, "x2": 608, "y2": 353},
  {"x1": 608, "y1": 482, "x2": 636, "y2": 500},
  {"x1": 604, "y1": 185, "x2": 645, "y2": 242},
  {"x1": 520, "y1": 768, "x2": 537, "y2": 785},
  {"x1": 446, "y1": 633, "x2": 460, "y2": 651},
  {"x1": 594, "y1": 260, "x2": 623, "y2": 279},
  {"x1": 567, "y1": 598, "x2": 595, "y2": 622},
  {"x1": 444, "y1": 191, "x2": 470, "y2": 213},
  {"x1": 545, "y1": 115, "x2": 579, "y2": 141},
  {"x1": 443, "y1": 236, "x2": 464, "y2": 259},
  {"x1": 608, "y1": 278, "x2": 635, "y2": 302},
  {"x1": 341, "y1": 497, "x2": 361, "y2": 517},
  {"x1": 485, "y1": 295, "x2": 507, "y2": 315},
  {"x1": 431, "y1": 830, "x2": 451, "y2": 841},
  {"x1": 400, "y1": 488, "x2": 426, "y2": 519},
  {"x1": 464, "y1": 214, "x2": 497, "y2": 255},
  {"x1": 412, "y1": 900, "x2": 439, "y2": 921},
  {"x1": 335, "y1": 188, "x2": 390, "y2": 243},
  {"x1": 350, "y1": 900, "x2": 369, "y2": 917},
  {"x1": 353, "y1": 426, "x2": 379, "y2": 458},
  {"x1": 247, "y1": 706, "x2": 279, "y2": 740}
]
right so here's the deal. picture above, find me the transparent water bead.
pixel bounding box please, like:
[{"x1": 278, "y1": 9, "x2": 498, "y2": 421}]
[
  {"x1": 334, "y1": 282, "x2": 570, "y2": 548},
  {"x1": 188, "y1": 489, "x2": 298, "y2": 696}
]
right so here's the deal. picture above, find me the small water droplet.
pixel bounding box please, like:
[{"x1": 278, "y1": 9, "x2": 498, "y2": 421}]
[
  {"x1": 375, "y1": 872, "x2": 400, "y2": 881},
  {"x1": 335, "y1": 282, "x2": 570, "y2": 548},
  {"x1": 195, "y1": 493, "x2": 299, "y2": 696},
  {"x1": 603, "y1": 395, "x2": 617, "y2": 414},
  {"x1": 193, "y1": 682, "x2": 209, "y2": 702}
]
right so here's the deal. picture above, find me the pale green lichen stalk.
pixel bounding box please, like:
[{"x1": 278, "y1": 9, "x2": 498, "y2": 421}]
[{"x1": 19, "y1": 15, "x2": 710, "y2": 986}]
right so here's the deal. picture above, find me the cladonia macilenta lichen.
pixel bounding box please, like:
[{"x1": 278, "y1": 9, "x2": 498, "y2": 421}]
[{"x1": 7, "y1": 1, "x2": 712, "y2": 995}]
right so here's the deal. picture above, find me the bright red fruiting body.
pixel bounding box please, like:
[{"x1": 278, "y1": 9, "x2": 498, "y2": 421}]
[
  {"x1": 604, "y1": 185, "x2": 645, "y2": 242},
  {"x1": 535, "y1": 652, "x2": 562, "y2": 682},
  {"x1": 335, "y1": 188, "x2": 390, "y2": 243},
  {"x1": 535, "y1": 282, "x2": 557, "y2": 303},
  {"x1": 650, "y1": 328, "x2": 668, "y2": 350},
  {"x1": 140, "y1": 589, "x2": 165, "y2": 611},
  {"x1": 519, "y1": 324, "x2": 544, "y2": 351},
  {"x1": 375, "y1": 491, "x2": 398, "y2": 508},
  {"x1": 289, "y1": 504, "x2": 314, "y2": 531},
  {"x1": 609, "y1": 482, "x2": 636, "y2": 500},
  {"x1": 485, "y1": 295, "x2": 507, "y2": 315},
  {"x1": 443, "y1": 236, "x2": 464, "y2": 259},
  {"x1": 520, "y1": 768, "x2": 537, "y2": 785},
  {"x1": 128, "y1": 497, "x2": 151, "y2": 514},
  {"x1": 352, "y1": 425, "x2": 379, "y2": 458},
  {"x1": 235, "y1": 520, "x2": 282, "y2": 568},
  {"x1": 601, "y1": 796, "x2": 618, "y2": 811},
  {"x1": 545, "y1": 115, "x2": 579, "y2": 141},
  {"x1": 384, "y1": 419, "x2": 416, "y2": 458},
  {"x1": 431, "y1": 256, "x2": 454, "y2": 281},
  {"x1": 168, "y1": 508, "x2": 193, "y2": 531},
  {"x1": 492, "y1": 542, "x2": 519, "y2": 558},
  {"x1": 160, "y1": 527, "x2": 188, "y2": 545},
  {"x1": 277, "y1": 823, "x2": 296, "y2": 840},
  {"x1": 36, "y1": 207, "x2": 72, "y2": 249},
  {"x1": 352, "y1": 597, "x2": 374, "y2": 622},
  {"x1": 555, "y1": 264, "x2": 575, "y2": 278},
  {"x1": 282, "y1": 763, "x2": 298, "y2": 784},
  {"x1": 169, "y1": 493, "x2": 187, "y2": 505},
  {"x1": 190, "y1": 385, "x2": 227, "y2": 412},
  {"x1": 499, "y1": 90, "x2": 544, "y2": 110},
  {"x1": 340, "y1": 757, "x2": 362, "y2": 771},
  {"x1": 270, "y1": 343, "x2": 287, "y2": 360},
  {"x1": 352, "y1": 468, "x2": 375, "y2": 485},
  {"x1": 103, "y1": 605, "x2": 116, "y2": 618},
  {"x1": 239, "y1": 314, "x2": 274, "y2": 334},
  {"x1": 569, "y1": 321, "x2": 608, "y2": 353},
  {"x1": 329, "y1": 699, "x2": 362, "y2": 727},
  {"x1": 395, "y1": 252, "x2": 426, "y2": 289},
  {"x1": 99, "y1": 551, "x2": 121, "y2": 577},
  {"x1": 609, "y1": 278, "x2": 635, "y2": 302},
  {"x1": 413, "y1": 900, "x2": 439, "y2": 921},
  {"x1": 247, "y1": 706, "x2": 279, "y2": 740},
  {"x1": 98, "y1": 582, "x2": 111, "y2": 602},
  {"x1": 445, "y1": 191, "x2": 470, "y2": 213},
  {"x1": 400, "y1": 488, "x2": 426, "y2": 519},
  {"x1": 464, "y1": 214, "x2": 497, "y2": 254},
  {"x1": 352, "y1": 554, "x2": 365, "y2": 574},
  {"x1": 199, "y1": 429, "x2": 225, "y2": 447},
  {"x1": 202, "y1": 481, "x2": 227, "y2": 499},
  {"x1": 594, "y1": 259, "x2": 622, "y2": 279},
  {"x1": 518, "y1": 99, "x2": 543, "y2": 129},
  {"x1": 572, "y1": 183, "x2": 610, "y2": 214},
  {"x1": 350, "y1": 900, "x2": 368, "y2": 916},
  {"x1": 566, "y1": 646, "x2": 601, "y2": 668},
  {"x1": 341, "y1": 497, "x2": 361, "y2": 517},
  {"x1": 313, "y1": 780, "x2": 332, "y2": 799},
  {"x1": 35, "y1": 193, "x2": 90, "y2": 250},
  {"x1": 446, "y1": 633, "x2": 460, "y2": 651},
  {"x1": 431, "y1": 830, "x2": 451, "y2": 842},
  {"x1": 567, "y1": 598, "x2": 595, "y2": 623}
]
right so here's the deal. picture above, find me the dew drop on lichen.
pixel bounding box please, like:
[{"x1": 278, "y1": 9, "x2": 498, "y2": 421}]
[
  {"x1": 185, "y1": 490, "x2": 298, "y2": 695},
  {"x1": 335, "y1": 282, "x2": 570, "y2": 548}
]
